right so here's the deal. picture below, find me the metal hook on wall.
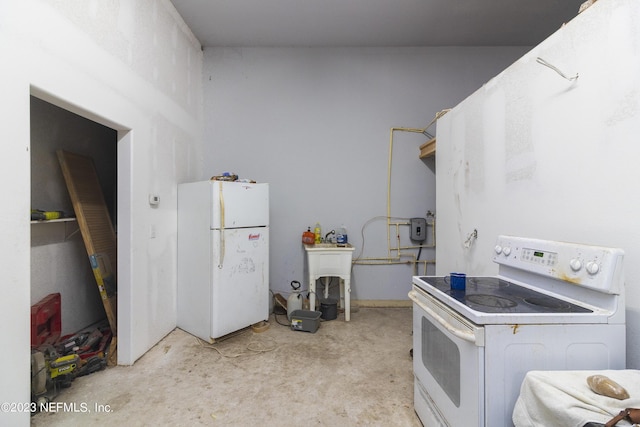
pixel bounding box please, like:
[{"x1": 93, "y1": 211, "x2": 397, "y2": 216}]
[{"x1": 536, "y1": 57, "x2": 579, "y2": 81}]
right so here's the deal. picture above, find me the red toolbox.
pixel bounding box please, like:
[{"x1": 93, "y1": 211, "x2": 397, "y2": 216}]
[{"x1": 31, "y1": 293, "x2": 61, "y2": 347}]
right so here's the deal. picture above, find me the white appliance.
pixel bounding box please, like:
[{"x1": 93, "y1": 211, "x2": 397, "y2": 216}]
[
  {"x1": 177, "y1": 180, "x2": 269, "y2": 342},
  {"x1": 409, "y1": 235, "x2": 626, "y2": 427}
]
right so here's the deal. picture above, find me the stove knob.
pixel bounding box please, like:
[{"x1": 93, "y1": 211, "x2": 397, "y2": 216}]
[
  {"x1": 586, "y1": 261, "x2": 600, "y2": 275},
  {"x1": 503, "y1": 247, "x2": 512, "y2": 256},
  {"x1": 570, "y1": 258, "x2": 582, "y2": 272},
  {"x1": 494, "y1": 245, "x2": 503, "y2": 254}
]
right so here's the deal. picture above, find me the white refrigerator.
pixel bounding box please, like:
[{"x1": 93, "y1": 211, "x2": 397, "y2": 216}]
[{"x1": 177, "y1": 180, "x2": 269, "y2": 342}]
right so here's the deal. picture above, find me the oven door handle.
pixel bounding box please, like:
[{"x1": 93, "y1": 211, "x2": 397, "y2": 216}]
[{"x1": 409, "y1": 290, "x2": 479, "y2": 344}]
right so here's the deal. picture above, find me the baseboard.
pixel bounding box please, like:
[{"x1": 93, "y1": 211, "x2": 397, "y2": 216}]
[{"x1": 352, "y1": 299, "x2": 412, "y2": 308}]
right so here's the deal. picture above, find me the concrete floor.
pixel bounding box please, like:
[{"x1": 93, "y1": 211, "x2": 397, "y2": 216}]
[{"x1": 31, "y1": 307, "x2": 422, "y2": 427}]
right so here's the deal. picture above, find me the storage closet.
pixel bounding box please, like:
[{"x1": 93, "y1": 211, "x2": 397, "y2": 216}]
[{"x1": 30, "y1": 96, "x2": 117, "y2": 336}]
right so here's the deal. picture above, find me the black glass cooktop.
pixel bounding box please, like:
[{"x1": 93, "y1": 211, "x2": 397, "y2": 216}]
[{"x1": 418, "y1": 276, "x2": 592, "y2": 314}]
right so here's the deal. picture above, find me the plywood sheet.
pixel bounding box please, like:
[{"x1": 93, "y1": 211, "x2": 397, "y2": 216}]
[{"x1": 57, "y1": 150, "x2": 117, "y2": 343}]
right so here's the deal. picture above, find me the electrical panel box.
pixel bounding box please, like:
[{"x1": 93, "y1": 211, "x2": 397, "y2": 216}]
[{"x1": 410, "y1": 218, "x2": 427, "y2": 242}]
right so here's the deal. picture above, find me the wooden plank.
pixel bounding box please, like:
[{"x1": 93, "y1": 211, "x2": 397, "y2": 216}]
[
  {"x1": 57, "y1": 150, "x2": 117, "y2": 362},
  {"x1": 419, "y1": 137, "x2": 436, "y2": 158}
]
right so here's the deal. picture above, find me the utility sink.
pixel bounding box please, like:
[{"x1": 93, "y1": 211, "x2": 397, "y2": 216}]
[
  {"x1": 303, "y1": 242, "x2": 355, "y2": 321},
  {"x1": 304, "y1": 243, "x2": 354, "y2": 251},
  {"x1": 304, "y1": 243, "x2": 354, "y2": 274}
]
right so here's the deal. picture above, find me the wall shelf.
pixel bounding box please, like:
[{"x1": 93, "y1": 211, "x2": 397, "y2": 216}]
[
  {"x1": 419, "y1": 137, "x2": 436, "y2": 158},
  {"x1": 31, "y1": 218, "x2": 76, "y2": 224},
  {"x1": 31, "y1": 217, "x2": 79, "y2": 240}
]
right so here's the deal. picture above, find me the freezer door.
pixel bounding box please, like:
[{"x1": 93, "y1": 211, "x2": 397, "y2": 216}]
[
  {"x1": 211, "y1": 181, "x2": 269, "y2": 229},
  {"x1": 211, "y1": 227, "x2": 269, "y2": 338}
]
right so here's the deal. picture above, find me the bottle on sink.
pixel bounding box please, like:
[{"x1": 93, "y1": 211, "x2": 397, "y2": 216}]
[
  {"x1": 314, "y1": 222, "x2": 322, "y2": 244},
  {"x1": 302, "y1": 227, "x2": 315, "y2": 245},
  {"x1": 336, "y1": 225, "x2": 348, "y2": 244}
]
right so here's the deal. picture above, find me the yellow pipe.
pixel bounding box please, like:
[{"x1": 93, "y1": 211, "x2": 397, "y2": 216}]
[
  {"x1": 353, "y1": 260, "x2": 413, "y2": 265},
  {"x1": 358, "y1": 110, "x2": 449, "y2": 275},
  {"x1": 392, "y1": 244, "x2": 436, "y2": 250},
  {"x1": 387, "y1": 127, "x2": 425, "y2": 256},
  {"x1": 354, "y1": 256, "x2": 404, "y2": 262}
]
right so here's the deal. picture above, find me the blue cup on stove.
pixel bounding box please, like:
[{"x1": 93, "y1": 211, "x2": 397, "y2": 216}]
[{"x1": 449, "y1": 273, "x2": 466, "y2": 291}]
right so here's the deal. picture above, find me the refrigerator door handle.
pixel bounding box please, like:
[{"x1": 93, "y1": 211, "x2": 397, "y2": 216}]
[{"x1": 218, "y1": 181, "x2": 225, "y2": 268}]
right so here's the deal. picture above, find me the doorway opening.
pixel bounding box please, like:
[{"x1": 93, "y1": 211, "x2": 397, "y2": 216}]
[{"x1": 30, "y1": 95, "x2": 121, "y2": 368}]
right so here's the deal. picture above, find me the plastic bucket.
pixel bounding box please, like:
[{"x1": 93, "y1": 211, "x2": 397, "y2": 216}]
[{"x1": 320, "y1": 298, "x2": 338, "y2": 321}]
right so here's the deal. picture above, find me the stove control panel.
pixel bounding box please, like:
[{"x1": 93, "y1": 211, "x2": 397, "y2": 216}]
[
  {"x1": 493, "y1": 235, "x2": 624, "y2": 294},
  {"x1": 521, "y1": 247, "x2": 558, "y2": 267}
]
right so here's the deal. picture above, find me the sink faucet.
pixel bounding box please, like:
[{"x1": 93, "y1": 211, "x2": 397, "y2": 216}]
[{"x1": 325, "y1": 230, "x2": 335, "y2": 242}]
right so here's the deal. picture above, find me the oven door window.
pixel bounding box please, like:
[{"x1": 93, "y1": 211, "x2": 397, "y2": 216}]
[
  {"x1": 422, "y1": 316, "x2": 461, "y2": 406},
  {"x1": 410, "y1": 288, "x2": 484, "y2": 426}
]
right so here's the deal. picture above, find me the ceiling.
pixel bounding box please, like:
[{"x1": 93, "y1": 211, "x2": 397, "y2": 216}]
[{"x1": 170, "y1": 0, "x2": 587, "y2": 48}]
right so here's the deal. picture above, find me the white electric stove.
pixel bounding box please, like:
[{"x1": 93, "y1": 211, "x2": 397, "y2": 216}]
[{"x1": 410, "y1": 235, "x2": 626, "y2": 427}]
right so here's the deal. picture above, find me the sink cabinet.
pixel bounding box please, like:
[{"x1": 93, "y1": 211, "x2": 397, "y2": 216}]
[{"x1": 304, "y1": 243, "x2": 355, "y2": 321}]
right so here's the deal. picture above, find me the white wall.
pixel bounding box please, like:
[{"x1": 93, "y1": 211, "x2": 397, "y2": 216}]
[
  {"x1": 203, "y1": 46, "x2": 529, "y2": 302},
  {"x1": 435, "y1": 0, "x2": 640, "y2": 368},
  {"x1": 0, "y1": 1, "x2": 202, "y2": 424}
]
